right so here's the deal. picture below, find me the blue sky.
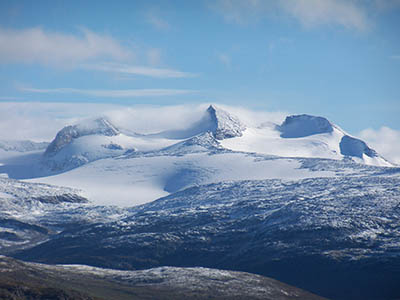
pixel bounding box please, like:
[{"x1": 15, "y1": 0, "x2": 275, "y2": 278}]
[{"x1": 0, "y1": 0, "x2": 399, "y2": 133}]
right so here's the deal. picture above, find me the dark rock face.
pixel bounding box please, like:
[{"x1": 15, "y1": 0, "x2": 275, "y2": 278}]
[
  {"x1": 44, "y1": 118, "x2": 119, "y2": 157},
  {"x1": 31, "y1": 193, "x2": 88, "y2": 204},
  {"x1": 340, "y1": 135, "x2": 377, "y2": 158},
  {"x1": 278, "y1": 115, "x2": 333, "y2": 138}
]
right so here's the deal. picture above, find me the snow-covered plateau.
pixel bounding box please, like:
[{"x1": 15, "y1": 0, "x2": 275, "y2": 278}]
[{"x1": 0, "y1": 105, "x2": 399, "y2": 299}]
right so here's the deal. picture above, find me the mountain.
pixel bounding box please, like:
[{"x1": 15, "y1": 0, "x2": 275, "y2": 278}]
[
  {"x1": 221, "y1": 113, "x2": 392, "y2": 167},
  {"x1": 277, "y1": 114, "x2": 334, "y2": 138},
  {"x1": 0, "y1": 176, "x2": 89, "y2": 253},
  {"x1": 0, "y1": 140, "x2": 49, "y2": 152},
  {"x1": 0, "y1": 256, "x2": 323, "y2": 300},
  {"x1": 42, "y1": 117, "x2": 138, "y2": 171},
  {"x1": 44, "y1": 117, "x2": 119, "y2": 156},
  {"x1": 8, "y1": 105, "x2": 387, "y2": 206},
  {"x1": 13, "y1": 165, "x2": 400, "y2": 300},
  {"x1": 0, "y1": 104, "x2": 398, "y2": 299},
  {"x1": 150, "y1": 104, "x2": 245, "y2": 140},
  {"x1": 278, "y1": 114, "x2": 382, "y2": 162},
  {"x1": 0, "y1": 256, "x2": 325, "y2": 300},
  {"x1": 40, "y1": 106, "x2": 392, "y2": 176},
  {"x1": 207, "y1": 104, "x2": 246, "y2": 139}
]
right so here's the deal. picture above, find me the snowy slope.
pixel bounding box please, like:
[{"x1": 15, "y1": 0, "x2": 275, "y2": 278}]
[
  {"x1": 221, "y1": 114, "x2": 392, "y2": 167},
  {"x1": 30, "y1": 149, "x2": 339, "y2": 207},
  {"x1": 43, "y1": 117, "x2": 134, "y2": 171},
  {"x1": 6, "y1": 105, "x2": 386, "y2": 177},
  {"x1": 0, "y1": 104, "x2": 394, "y2": 207},
  {"x1": 0, "y1": 177, "x2": 88, "y2": 252},
  {"x1": 0, "y1": 105, "x2": 380, "y2": 206}
]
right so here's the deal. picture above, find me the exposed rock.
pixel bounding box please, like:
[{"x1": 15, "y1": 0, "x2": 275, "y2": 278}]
[{"x1": 278, "y1": 114, "x2": 333, "y2": 138}]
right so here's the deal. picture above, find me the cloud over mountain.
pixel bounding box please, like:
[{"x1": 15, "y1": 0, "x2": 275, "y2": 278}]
[{"x1": 0, "y1": 27, "x2": 132, "y2": 66}]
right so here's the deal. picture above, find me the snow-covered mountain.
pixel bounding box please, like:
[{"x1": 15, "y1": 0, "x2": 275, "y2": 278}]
[
  {"x1": 0, "y1": 104, "x2": 399, "y2": 299},
  {"x1": 42, "y1": 117, "x2": 137, "y2": 171},
  {"x1": 0, "y1": 140, "x2": 49, "y2": 153},
  {"x1": 41, "y1": 105, "x2": 392, "y2": 172},
  {"x1": 221, "y1": 113, "x2": 392, "y2": 167},
  {"x1": 40, "y1": 104, "x2": 247, "y2": 173},
  {"x1": 9, "y1": 105, "x2": 387, "y2": 206}
]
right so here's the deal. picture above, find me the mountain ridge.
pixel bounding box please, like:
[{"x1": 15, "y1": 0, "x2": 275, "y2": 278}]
[{"x1": 41, "y1": 105, "x2": 392, "y2": 172}]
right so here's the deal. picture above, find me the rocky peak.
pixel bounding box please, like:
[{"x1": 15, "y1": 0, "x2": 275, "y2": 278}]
[
  {"x1": 206, "y1": 105, "x2": 246, "y2": 140},
  {"x1": 44, "y1": 118, "x2": 119, "y2": 156}
]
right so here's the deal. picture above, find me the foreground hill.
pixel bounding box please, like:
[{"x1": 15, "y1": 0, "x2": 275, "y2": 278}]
[{"x1": 0, "y1": 256, "x2": 325, "y2": 300}]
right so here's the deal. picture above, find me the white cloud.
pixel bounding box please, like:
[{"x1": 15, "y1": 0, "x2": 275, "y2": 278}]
[
  {"x1": 0, "y1": 26, "x2": 196, "y2": 78},
  {"x1": 0, "y1": 102, "x2": 287, "y2": 141},
  {"x1": 106, "y1": 103, "x2": 287, "y2": 134},
  {"x1": 216, "y1": 104, "x2": 287, "y2": 127},
  {"x1": 359, "y1": 127, "x2": 400, "y2": 165},
  {"x1": 105, "y1": 104, "x2": 209, "y2": 134},
  {"x1": 0, "y1": 102, "x2": 120, "y2": 141},
  {"x1": 210, "y1": 0, "x2": 263, "y2": 24},
  {"x1": 20, "y1": 87, "x2": 195, "y2": 98},
  {"x1": 211, "y1": 0, "x2": 368, "y2": 30},
  {"x1": 83, "y1": 62, "x2": 195, "y2": 78},
  {"x1": 0, "y1": 27, "x2": 132, "y2": 66},
  {"x1": 280, "y1": 0, "x2": 368, "y2": 30}
]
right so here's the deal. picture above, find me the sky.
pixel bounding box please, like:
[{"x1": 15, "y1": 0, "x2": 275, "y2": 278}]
[{"x1": 0, "y1": 0, "x2": 399, "y2": 162}]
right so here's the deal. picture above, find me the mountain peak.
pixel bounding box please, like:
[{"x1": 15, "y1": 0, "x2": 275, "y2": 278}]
[
  {"x1": 44, "y1": 117, "x2": 119, "y2": 157},
  {"x1": 277, "y1": 114, "x2": 333, "y2": 138},
  {"x1": 206, "y1": 105, "x2": 245, "y2": 140}
]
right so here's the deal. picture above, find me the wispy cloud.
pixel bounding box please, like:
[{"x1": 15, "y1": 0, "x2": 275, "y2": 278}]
[
  {"x1": 217, "y1": 53, "x2": 231, "y2": 67},
  {"x1": 0, "y1": 102, "x2": 122, "y2": 141},
  {"x1": 390, "y1": 55, "x2": 400, "y2": 60},
  {"x1": 20, "y1": 87, "x2": 195, "y2": 98},
  {"x1": 209, "y1": 0, "x2": 263, "y2": 24},
  {"x1": 146, "y1": 12, "x2": 171, "y2": 30},
  {"x1": 280, "y1": 0, "x2": 368, "y2": 31},
  {"x1": 0, "y1": 102, "x2": 287, "y2": 141},
  {"x1": 83, "y1": 63, "x2": 195, "y2": 78},
  {"x1": 0, "y1": 27, "x2": 132, "y2": 66},
  {"x1": 0, "y1": 96, "x2": 24, "y2": 100},
  {"x1": 359, "y1": 126, "x2": 400, "y2": 165},
  {"x1": 211, "y1": 0, "x2": 369, "y2": 31}
]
